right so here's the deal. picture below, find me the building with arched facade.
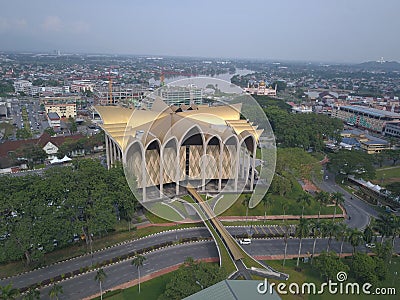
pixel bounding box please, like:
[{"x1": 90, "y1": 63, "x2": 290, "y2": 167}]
[{"x1": 94, "y1": 99, "x2": 263, "y2": 201}]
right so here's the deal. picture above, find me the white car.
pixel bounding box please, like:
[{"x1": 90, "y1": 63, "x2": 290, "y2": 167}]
[
  {"x1": 239, "y1": 238, "x2": 251, "y2": 245},
  {"x1": 366, "y1": 243, "x2": 376, "y2": 248}
]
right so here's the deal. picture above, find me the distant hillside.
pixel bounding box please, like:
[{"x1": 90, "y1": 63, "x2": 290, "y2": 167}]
[{"x1": 357, "y1": 60, "x2": 400, "y2": 71}]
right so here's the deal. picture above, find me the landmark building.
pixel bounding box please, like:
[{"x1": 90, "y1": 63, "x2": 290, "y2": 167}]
[{"x1": 94, "y1": 99, "x2": 262, "y2": 201}]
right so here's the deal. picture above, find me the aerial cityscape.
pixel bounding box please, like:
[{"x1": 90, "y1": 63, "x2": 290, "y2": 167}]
[{"x1": 1, "y1": 1, "x2": 400, "y2": 299}]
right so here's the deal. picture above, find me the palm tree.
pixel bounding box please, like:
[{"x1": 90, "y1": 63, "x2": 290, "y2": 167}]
[
  {"x1": 282, "y1": 224, "x2": 290, "y2": 266},
  {"x1": 296, "y1": 192, "x2": 312, "y2": 218},
  {"x1": 321, "y1": 220, "x2": 339, "y2": 252},
  {"x1": 348, "y1": 228, "x2": 363, "y2": 255},
  {"x1": 295, "y1": 218, "x2": 309, "y2": 267},
  {"x1": 22, "y1": 286, "x2": 40, "y2": 300},
  {"x1": 48, "y1": 284, "x2": 63, "y2": 300},
  {"x1": 282, "y1": 203, "x2": 287, "y2": 224},
  {"x1": 375, "y1": 214, "x2": 395, "y2": 245},
  {"x1": 95, "y1": 268, "x2": 107, "y2": 300},
  {"x1": 330, "y1": 192, "x2": 345, "y2": 220},
  {"x1": 363, "y1": 225, "x2": 374, "y2": 252},
  {"x1": 132, "y1": 255, "x2": 147, "y2": 293},
  {"x1": 0, "y1": 283, "x2": 20, "y2": 300},
  {"x1": 309, "y1": 219, "x2": 322, "y2": 264},
  {"x1": 242, "y1": 195, "x2": 250, "y2": 225},
  {"x1": 391, "y1": 216, "x2": 400, "y2": 255},
  {"x1": 314, "y1": 191, "x2": 330, "y2": 220},
  {"x1": 261, "y1": 193, "x2": 272, "y2": 224},
  {"x1": 335, "y1": 223, "x2": 348, "y2": 258}
]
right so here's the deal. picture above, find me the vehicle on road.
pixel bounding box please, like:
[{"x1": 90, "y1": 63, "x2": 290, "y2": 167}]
[
  {"x1": 366, "y1": 243, "x2": 376, "y2": 248},
  {"x1": 239, "y1": 238, "x2": 251, "y2": 245}
]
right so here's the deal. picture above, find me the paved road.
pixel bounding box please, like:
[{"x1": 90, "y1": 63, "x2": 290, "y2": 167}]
[
  {"x1": 318, "y1": 170, "x2": 379, "y2": 229},
  {"x1": 38, "y1": 237, "x2": 400, "y2": 300},
  {"x1": 0, "y1": 227, "x2": 210, "y2": 288},
  {"x1": 40, "y1": 241, "x2": 218, "y2": 300}
]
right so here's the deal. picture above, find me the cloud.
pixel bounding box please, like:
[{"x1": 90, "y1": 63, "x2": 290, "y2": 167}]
[
  {"x1": 0, "y1": 17, "x2": 27, "y2": 32},
  {"x1": 71, "y1": 21, "x2": 90, "y2": 34},
  {"x1": 42, "y1": 16, "x2": 62, "y2": 32}
]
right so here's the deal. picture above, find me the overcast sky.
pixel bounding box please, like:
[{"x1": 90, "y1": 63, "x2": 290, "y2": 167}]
[{"x1": 0, "y1": 0, "x2": 399, "y2": 63}]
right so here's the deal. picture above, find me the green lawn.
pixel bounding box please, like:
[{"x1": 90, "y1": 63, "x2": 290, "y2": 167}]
[
  {"x1": 266, "y1": 258, "x2": 400, "y2": 300},
  {"x1": 99, "y1": 270, "x2": 175, "y2": 299},
  {"x1": 149, "y1": 202, "x2": 185, "y2": 222},
  {"x1": 374, "y1": 166, "x2": 400, "y2": 186},
  {"x1": 219, "y1": 181, "x2": 336, "y2": 217}
]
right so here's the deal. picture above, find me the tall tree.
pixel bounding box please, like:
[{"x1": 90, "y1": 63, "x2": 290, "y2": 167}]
[
  {"x1": 321, "y1": 221, "x2": 339, "y2": 252},
  {"x1": 0, "y1": 283, "x2": 20, "y2": 300},
  {"x1": 94, "y1": 268, "x2": 107, "y2": 300},
  {"x1": 48, "y1": 284, "x2": 63, "y2": 300},
  {"x1": 132, "y1": 255, "x2": 146, "y2": 294},
  {"x1": 296, "y1": 192, "x2": 312, "y2": 218},
  {"x1": 242, "y1": 195, "x2": 250, "y2": 226},
  {"x1": 375, "y1": 214, "x2": 395, "y2": 245},
  {"x1": 295, "y1": 218, "x2": 309, "y2": 266},
  {"x1": 330, "y1": 192, "x2": 345, "y2": 220},
  {"x1": 314, "y1": 191, "x2": 330, "y2": 220},
  {"x1": 22, "y1": 286, "x2": 40, "y2": 300},
  {"x1": 335, "y1": 223, "x2": 348, "y2": 258},
  {"x1": 310, "y1": 219, "x2": 322, "y2": 264},
  {"x1": 348, "y1": 228, "x2": 363, "y2": 255},
  {"x1": 261, "y1": 193, "x2": 272, "y2": 224}
]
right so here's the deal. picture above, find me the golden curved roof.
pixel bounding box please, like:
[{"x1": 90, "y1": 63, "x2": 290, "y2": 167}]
[{"x1": 94, "y1": 100, "x2": 259, "y2": 151}]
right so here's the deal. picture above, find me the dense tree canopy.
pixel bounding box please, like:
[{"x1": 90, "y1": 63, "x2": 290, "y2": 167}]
[
  {"x1": 159, "y1": 258, "x2": 227, "y2": 300},
  {"x1": 327, "y1": 150, "x2": 376, "y2": 180},
  {"x1": 0, "y1": 159, "x2": 137, "y2": 265},
  {"x1": 263, "y1": 106, "x2": 343, "y2": 151}
]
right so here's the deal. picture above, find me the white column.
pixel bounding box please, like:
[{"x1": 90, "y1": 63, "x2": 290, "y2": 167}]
[
  {"x1": 175, "y1": 146, "x2": 180, "y2": 195},
  {"x1": 113, "y1": 140, "x2": 117, "y2": 165},
  {"x1": 159, "y1": 147, "x2": 164, "y2": 198},
  {"x1": 250, "y1": 141, "x2": 256, "y2": 190},
  {"x1": 218, "y1": 141, "x2": 223, "y2": 191},
  {"x1": 142, "y1": 148, "x2": 147, "y2": 202},
  {"x1": 234, "y1": 142, "x2": 240, "y2": 192},
  {"x1": 201, "y1": 142, "x2": 207, "y2": 192},
  {"x1": 105, "y1": 135, "x2": 111, "y2": 169}
]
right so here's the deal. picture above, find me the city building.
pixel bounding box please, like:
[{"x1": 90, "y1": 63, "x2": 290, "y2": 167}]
[
  {"x1": 93, "y1": 84, "x2": 146, "y2": 105},
  {"x1": 45, "y1": 103, "x2": 77, "y2": 118},
  {"x1": 384, "y1": 121, "x2": 400, "y2": 138},
  {"x1": 94, "y1": 98, "x2": 262, "y2": 201},
  {"x1": 47, "y1": 112, "x2": 61, "y2": 128},
  {"x1": 13, "y1": 80, "x2": 32, "y2": 94},
  {"x1": 70, "y1": 80, "x2": 96, "y2": 93},
  {"x1": 332, "y1": 105, "x2": 400, "y2": 133},
  {"x1": 291, "y1": 105, "x2": 313, "y2": 114},
  {"x1": 244, "y1": 81, "x2": 277, "y2": 97},
  {"x1": 341, "y1": 129, "x2": 390, "y2": 154},
  {"x1": 143, "y1": 85, "x2": 203, "y2": 109}
]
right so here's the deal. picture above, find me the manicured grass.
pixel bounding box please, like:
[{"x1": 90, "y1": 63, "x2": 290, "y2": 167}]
[
  {"x1": 375, "y1": 166, "x2": 400, "y2": 186},
  {"x1": 144, "y1": 211, "x2": 171, "y2": 224},
  {"x1": 266, "y1": 258, "x2": 400, "y2": 300},
  {"x1": 219, "y1": 183, "x2": 337, "y2": 217},
  {"x1": 99, "y1": 270, "x2": 176, "y2": 300},
  {"x1": 150, "y1": 202, "x2": 185, "y2": 222}
]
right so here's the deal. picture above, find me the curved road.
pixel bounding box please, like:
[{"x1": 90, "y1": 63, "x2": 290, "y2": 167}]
[{"x1": 318, "y1": 170, "x2": 380, "y2": 229}]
